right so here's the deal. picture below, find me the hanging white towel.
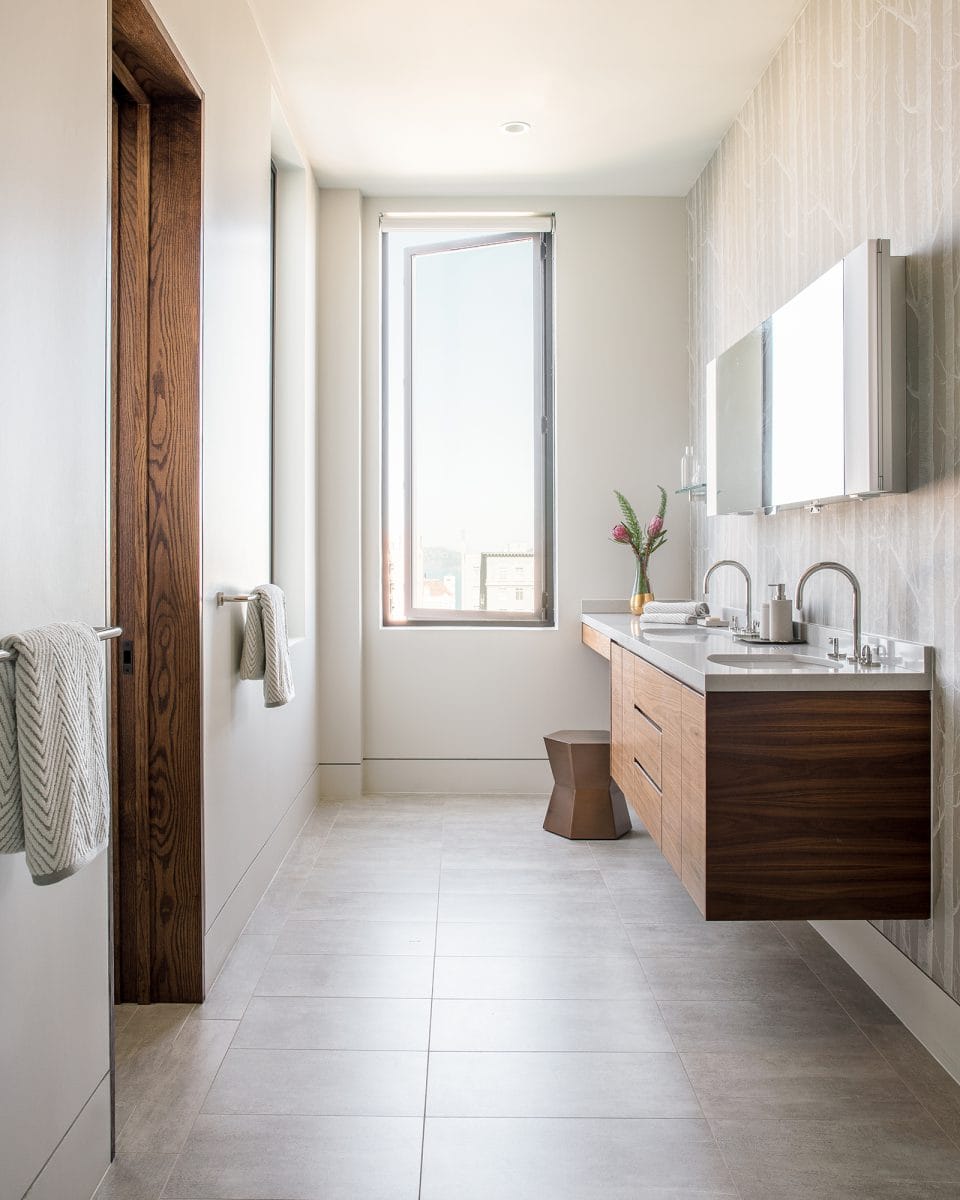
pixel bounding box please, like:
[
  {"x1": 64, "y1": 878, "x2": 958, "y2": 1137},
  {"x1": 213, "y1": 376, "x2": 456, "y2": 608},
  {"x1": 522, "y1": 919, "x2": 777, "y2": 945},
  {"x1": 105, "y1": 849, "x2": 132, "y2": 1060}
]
[
  {"x1": 0, "y1": 623, "x2": 109, "y2": 885},
  {"x1": 239, "y1": 584, "x2": 295, "y2": 708}
]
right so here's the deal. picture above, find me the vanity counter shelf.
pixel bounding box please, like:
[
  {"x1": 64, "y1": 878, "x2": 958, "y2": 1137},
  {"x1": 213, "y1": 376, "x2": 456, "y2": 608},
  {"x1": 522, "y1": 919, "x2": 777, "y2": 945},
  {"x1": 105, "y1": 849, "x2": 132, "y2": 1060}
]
[
  {"x1": 581, "y1": 612, "x2": 931, "y2": 694},
  {"x1": 581, "y1": 612, "x2": 932, "y2": 923}
]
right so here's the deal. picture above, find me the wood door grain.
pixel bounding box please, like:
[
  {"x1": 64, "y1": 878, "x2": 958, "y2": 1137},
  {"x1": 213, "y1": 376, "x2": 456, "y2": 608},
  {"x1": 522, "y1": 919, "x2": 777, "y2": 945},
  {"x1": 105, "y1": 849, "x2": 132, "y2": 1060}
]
[
  {"x1": 113, "y1": 94, "x2": 153, "y2": 1003},
  {"x1": 146, "y1": 100, "x2": 204, "y2": 1000},
  {"x1": 633, "y1": 654, "x2": 681, "y2": 875},
  {"x1": 704, "y1": 690, "x2": 931, "y2": 920},
  {"x1": 581, "y1": 623, "x2": 611, "y2": 660},
  {"x1": 680, "y1": 686, "x2": 706, "y2": 914}
]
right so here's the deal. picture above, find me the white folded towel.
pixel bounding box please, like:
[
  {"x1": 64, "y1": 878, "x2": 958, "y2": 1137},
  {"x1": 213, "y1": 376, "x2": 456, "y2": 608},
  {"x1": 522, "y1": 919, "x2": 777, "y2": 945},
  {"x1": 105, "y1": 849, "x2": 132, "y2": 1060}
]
[
  {"x1": 638, "y1": 612, "x2": 697, "y2": 625},
  {"x1": 642, "y1": 601, "x2": 710, "y2": 617},
  {"x1": 0, "y1": 623, "x2": 109, "y2": 884},
  {"x1": 240, "y1": 584, "x2": 295, "y2": 708}
]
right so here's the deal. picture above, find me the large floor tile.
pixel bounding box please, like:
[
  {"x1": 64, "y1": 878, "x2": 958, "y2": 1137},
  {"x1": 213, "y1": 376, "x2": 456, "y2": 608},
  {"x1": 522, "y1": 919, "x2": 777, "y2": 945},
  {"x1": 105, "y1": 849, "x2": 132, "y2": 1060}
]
[
  {"x1": 624, "y1": 919, "x2": 792, "y2": 957},
  {"x1": 434, "y1": 955, "x2": 652, "y2": 1000},
  {"x1": 437, "y1": 891, "x2": 621, "y2": 924},
  {"x1": 202, "y1": 1047, "x2": 427, "y2": 1116},
  {"x1": 233, "y1": 995, "x2": 430, "y2": 1050},
  {"x1": 639, "y1": 950, "x2": 828, "y2": 1002},
  {"x1": 427, "y1": 1051, "x2": 701, "y2": 1117},
  {"x1": 420, "y1": 1117, "x2": 737, "y2": 1199},
  {"x1": 118, "y1": 1019, "x2": 238, "y2": 1154},
  {"x1": 197, "y1": 934, "x2": 277, "y2": 1020},
  {"x1": 292, "y1": 888, "x2": 437, "y2": 922},
  {"x1": 303, "y1": 864, "x2": 440, "y2": 892},
  {"x1": 609, "y1": 885, "x2": 706, "y2": 922},
  {"x1": 436, "y1": 919, "x2": 635, "y2": 958},
  {"x1": 95, "y1": 1148, "x2": 177, "y2": 1200},
  {"x1": 255, "y1": 953, "x2": 434, "y2": 998},
  {"x1": 439, "y1": 865, "x2": 607, "y2": 895},
  {"x1": 682, "y1": 1044, "x2": 925, "y2": 1120},
  {"x1": 861, "y1": 1022, "x2": 960, "y2": 1147},
  {"x1": 711, "y1": 1115, "x2": 960, "y2": 1199},
  {"x1": 114, "y1": 1005, "x2": 196, "y2": 1132},
  {"x1": 275, "y1": 918, "x2": 435, "y2": 956},
  {"x1": 430, "y1": 998, "x2": 673, "y2": 1051},
  {"x1": 658, "y1": 997, "x2": 869, "y2": 1054},
  {"x1": 163, "y1": 1114, "x2": 422, "y2": 1199},
  {"x1": 777, "y1": 921, "x2": 902, "y2": 1026}
]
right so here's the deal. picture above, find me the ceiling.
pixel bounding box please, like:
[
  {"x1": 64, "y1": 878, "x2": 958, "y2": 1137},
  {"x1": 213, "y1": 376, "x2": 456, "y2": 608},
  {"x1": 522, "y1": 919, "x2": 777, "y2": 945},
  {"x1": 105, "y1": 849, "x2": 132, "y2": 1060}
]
[{"x1": 249, "y1": 0, "x2": 808, "y2": 197}]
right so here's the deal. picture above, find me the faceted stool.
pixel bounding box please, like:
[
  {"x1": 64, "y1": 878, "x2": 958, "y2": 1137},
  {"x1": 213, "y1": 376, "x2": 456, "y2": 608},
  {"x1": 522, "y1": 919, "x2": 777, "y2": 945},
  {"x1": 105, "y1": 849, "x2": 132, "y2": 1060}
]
[{"x1": 542, "y1": 729, "x2": 631, "y2": 840}]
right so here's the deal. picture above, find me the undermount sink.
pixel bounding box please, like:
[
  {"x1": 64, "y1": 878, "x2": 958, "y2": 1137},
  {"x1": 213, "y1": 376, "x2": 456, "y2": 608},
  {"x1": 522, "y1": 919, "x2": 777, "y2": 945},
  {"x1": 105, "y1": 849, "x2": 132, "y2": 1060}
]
[{"x1": 707, "y1": 652, "x2": 843, "y2": 671}]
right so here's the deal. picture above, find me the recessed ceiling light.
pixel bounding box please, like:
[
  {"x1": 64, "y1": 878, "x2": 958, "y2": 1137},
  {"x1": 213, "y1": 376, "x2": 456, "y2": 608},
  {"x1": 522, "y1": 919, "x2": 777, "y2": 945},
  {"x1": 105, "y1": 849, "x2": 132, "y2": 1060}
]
[{"x1": 500, "y1": 121, "x2": 531, "y2": 135}]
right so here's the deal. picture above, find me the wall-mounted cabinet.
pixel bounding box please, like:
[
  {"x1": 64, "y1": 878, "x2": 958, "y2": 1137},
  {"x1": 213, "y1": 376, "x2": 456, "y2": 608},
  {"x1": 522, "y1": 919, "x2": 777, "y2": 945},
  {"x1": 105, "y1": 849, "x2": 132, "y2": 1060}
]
[
  {"x1": 706, "y1": 239, "x2": 906, "y2": 515},
  {"x1": 607, "y1": 638, "x2": 930, "y2": 920}
]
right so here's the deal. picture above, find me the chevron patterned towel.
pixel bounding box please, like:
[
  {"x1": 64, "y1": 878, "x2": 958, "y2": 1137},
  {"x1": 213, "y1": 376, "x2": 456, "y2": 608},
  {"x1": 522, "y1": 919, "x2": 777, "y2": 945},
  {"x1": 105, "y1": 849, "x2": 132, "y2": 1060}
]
[
  {"x1": 0, "y1": 623, "x2": 109, "y2": 884},
  {"x1": 239, "y1": 584, "x2": 295, "y2": 708}
]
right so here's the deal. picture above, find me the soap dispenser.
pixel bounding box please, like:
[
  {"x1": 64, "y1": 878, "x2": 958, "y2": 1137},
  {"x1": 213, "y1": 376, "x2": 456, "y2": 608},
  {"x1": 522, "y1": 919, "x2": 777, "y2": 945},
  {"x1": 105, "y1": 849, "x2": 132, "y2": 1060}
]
[{"x1": 768, "y1": 583, "x2": 793, "y2": 642}]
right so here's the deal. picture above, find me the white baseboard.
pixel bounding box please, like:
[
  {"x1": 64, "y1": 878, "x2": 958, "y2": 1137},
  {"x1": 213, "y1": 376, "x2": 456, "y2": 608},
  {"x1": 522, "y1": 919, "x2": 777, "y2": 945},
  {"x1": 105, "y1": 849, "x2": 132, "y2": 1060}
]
[
  {"x1": 362, "y1": 758, "x2": 552, "y2": 794},
  {"x1": 203, "y1": 766, "x2": 321, "y2": 991},
  {"x1": 811, "y1": 919, "x2": 960, "y2": 1084},
  {"x1": 316, "y1": 763, "x2": 363, "y2": 799},
  {"x1": 33, "y1": 1072, "x2": 110, "y2": 1200}
]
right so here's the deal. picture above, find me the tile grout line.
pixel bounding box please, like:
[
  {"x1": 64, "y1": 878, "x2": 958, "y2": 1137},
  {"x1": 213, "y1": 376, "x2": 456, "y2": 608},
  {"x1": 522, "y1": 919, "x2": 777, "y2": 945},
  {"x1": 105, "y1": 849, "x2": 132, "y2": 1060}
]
[
  {"x1": 776, "y1": 922, "x2": 960, "y2": 1153},
  {"x1": 417, "y1": 812, "x2": 444, "y2": 1200},
  {"x1": 590, "y1": 833, "x2": 746, "y2": 1200},
  {"x1": 149, "y1": 803, "x2": 344, "y2": 1200}
]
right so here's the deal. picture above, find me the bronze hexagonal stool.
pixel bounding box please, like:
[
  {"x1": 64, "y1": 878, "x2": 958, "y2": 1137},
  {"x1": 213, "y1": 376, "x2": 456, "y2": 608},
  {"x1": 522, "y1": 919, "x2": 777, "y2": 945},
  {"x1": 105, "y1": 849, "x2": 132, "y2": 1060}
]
[{"x1": 542, "y1": 729, "x2": 631, "y2": 840}]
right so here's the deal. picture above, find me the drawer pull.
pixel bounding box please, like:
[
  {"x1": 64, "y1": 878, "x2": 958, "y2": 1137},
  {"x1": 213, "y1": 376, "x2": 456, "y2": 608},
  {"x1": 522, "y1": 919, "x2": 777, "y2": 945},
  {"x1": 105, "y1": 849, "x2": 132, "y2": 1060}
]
[
  {"x1": 634, "y1": 757, "x2": 662, "y2": 794},
  {"x1": 633, "y1": 704, "x2": 662, "y2": 734}
]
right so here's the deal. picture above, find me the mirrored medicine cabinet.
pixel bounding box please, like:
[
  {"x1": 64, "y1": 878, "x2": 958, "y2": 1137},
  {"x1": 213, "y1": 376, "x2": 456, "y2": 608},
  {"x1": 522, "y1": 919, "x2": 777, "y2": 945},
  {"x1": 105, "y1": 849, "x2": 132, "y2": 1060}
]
[{"x1": 705, "y1": 239, "x2": 906, "y2": 516}]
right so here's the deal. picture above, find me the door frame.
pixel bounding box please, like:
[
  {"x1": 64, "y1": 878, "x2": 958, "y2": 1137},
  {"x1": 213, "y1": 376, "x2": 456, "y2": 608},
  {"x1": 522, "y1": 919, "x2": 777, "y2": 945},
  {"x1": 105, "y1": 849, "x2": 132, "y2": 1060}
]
[{"x1": 110, "y1": 0, "x2": 204, "y2": 1004}]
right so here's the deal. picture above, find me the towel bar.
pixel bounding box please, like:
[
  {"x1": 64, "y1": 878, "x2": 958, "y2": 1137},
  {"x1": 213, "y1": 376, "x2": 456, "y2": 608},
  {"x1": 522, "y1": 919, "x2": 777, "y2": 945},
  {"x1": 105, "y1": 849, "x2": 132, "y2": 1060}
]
[
  {"x1": 216, "y1": 592, "x2": 255, "y2": 607},
  {"x1": 0, "y1": 625, "x2": 123, "y2": 663}
]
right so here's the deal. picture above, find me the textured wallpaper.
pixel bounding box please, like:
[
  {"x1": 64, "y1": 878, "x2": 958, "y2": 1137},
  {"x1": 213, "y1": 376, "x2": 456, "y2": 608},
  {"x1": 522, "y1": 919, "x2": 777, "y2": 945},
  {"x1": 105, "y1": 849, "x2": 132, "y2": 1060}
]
[{"x1": 687, "y1": 0, "x2": 960, "y2": 999}]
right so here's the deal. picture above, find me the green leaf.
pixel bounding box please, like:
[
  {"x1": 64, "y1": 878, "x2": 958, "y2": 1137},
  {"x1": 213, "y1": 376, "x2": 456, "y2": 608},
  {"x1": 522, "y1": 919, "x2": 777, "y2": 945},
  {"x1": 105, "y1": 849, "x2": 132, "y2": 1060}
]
[{"x1": 613, "y1": 490, "x2": 642, "y2": 547}]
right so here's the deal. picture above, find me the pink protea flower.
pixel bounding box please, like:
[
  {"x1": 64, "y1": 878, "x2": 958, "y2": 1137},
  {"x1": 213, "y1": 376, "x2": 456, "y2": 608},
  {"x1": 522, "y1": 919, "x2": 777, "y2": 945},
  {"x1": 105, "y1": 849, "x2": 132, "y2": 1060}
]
[
  {"x1": 647, "y1": 515, "x2": 664, "y2": 538},
  {"x1": 611, "y1": 523, "x2": 632, "y2": 544}
]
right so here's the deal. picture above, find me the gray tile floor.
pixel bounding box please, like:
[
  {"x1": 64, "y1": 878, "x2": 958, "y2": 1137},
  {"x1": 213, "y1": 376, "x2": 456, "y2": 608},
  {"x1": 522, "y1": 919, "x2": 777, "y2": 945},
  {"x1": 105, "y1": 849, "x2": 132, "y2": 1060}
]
[{"x1": 97, "y1": 794, "x2": 960, "y2": 1199}]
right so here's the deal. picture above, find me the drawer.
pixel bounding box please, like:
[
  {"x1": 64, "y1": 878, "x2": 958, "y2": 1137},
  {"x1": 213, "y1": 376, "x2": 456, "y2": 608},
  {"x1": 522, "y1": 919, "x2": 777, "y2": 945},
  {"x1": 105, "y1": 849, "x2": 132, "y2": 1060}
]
[
  {"x1": 582, "y1": 623, "x2": 611, "y2": 659},
  {"x1": 626, "y1": 752, "x2": 661, "y2": 846},
  {"x1": 631, "y1": 701, "x2": 662, "y2": 789},
  {"x1": 632, "y1": 653, "x2": 682, "y2": 732}
]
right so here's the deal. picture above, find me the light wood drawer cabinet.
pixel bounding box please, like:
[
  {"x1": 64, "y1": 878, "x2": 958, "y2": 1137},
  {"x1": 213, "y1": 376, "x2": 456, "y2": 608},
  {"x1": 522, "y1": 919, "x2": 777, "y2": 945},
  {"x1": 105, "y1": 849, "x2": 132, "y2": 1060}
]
[{"x1": 599, "y1": 627, "x2": 931, "y2": 921}]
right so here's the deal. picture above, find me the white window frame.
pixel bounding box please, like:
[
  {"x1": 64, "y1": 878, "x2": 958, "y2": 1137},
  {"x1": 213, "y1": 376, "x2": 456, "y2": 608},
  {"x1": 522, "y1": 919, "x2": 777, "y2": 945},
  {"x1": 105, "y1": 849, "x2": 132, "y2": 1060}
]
[{"x1": 382, "y1": 225, "x2": 555, "y2": 627}]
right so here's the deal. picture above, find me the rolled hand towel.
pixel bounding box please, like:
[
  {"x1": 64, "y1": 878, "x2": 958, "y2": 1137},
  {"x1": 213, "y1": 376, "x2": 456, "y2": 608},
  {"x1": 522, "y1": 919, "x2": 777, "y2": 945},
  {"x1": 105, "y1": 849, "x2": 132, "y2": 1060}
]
[
  {"x1": 0, "y1": 623, "x2": 109, "y2": 884},
  {"x1": 240, "y1": 584, "x2": 295, "y2": 708},
  {"x1": 642, "y1": 600, "x2": 710, "y2": 617},
  {"x1": 638, "y1": 612, "x2": 696, "y2": 625}
]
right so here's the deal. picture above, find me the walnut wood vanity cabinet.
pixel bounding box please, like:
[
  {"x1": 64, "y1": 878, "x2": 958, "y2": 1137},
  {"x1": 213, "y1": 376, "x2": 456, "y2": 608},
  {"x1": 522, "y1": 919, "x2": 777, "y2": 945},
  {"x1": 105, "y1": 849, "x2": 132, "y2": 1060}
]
[{"x1": 602, "y1": 635, "x2": 930, "y2": 921}]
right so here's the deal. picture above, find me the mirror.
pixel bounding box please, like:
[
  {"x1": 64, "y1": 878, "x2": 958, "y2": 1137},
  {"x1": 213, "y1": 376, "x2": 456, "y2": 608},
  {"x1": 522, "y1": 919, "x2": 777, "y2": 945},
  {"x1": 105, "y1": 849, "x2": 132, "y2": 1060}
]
[
  {"x1": 706, "y1": 325, "x2": 764, "y2": 514},
  {"x1": 706, "y1": 239, "x2": 905, "y2": 516}
]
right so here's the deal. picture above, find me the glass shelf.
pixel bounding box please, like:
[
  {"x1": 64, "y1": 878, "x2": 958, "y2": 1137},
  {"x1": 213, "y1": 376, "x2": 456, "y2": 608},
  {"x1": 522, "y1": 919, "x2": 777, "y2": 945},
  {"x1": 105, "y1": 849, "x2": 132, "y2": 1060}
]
[{"x1": 675, "y1": 483, "x2": 706, "y2": 498}]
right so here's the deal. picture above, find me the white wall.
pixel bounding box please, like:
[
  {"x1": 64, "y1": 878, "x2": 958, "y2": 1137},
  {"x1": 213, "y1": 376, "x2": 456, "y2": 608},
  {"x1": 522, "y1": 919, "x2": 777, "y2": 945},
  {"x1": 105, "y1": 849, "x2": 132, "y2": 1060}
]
[
  {"x1": 359, "y1": 197, "x2": 690, "y2": 791},
  {"x1": 315, "y1": 190, "x2": 364, "y2": 800},
  {"x1": 0, "y1": 5, "x2": 323, "y2": 1192},
  {"x1": 0, "y1": 3, "x2": 112, "y2": 1197},
  {"x1": 150, "y1": 0, "x2": 323, "y2": 987}
]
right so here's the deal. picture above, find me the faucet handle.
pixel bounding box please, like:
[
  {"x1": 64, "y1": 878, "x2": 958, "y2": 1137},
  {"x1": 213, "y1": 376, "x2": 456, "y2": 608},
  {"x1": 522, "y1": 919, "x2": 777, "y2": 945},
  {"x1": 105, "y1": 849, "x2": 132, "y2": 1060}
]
[{"x1": 826, "y1": 636, "x2": 842, "y2": 660}]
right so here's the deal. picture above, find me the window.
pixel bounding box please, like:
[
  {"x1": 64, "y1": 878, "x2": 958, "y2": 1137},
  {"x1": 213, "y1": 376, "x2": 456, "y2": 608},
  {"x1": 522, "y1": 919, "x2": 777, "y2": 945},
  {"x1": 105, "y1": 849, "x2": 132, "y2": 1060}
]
[{"x1": 382, "y1": 219, "x2": 554, "y2": 625}]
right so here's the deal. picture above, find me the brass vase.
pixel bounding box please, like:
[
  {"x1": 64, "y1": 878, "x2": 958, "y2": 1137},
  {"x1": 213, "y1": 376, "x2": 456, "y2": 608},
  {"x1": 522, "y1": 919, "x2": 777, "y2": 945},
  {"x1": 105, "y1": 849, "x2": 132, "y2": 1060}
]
[{"x1": 629, "y1": 561, "x2": 653, "y2": 615}]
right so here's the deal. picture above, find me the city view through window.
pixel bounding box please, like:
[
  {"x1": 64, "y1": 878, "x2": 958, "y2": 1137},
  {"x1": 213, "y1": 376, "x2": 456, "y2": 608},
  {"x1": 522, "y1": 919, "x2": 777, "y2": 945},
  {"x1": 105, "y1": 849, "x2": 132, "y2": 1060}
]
[{"x1": 383, "y1": 227, "x2": 548, "y2": 622}]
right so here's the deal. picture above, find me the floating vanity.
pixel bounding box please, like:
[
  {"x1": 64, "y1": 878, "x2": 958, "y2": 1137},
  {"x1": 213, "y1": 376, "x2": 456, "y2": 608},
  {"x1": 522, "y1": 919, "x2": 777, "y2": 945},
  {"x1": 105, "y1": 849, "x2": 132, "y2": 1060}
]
[{"x1": 582, "y1": 613, "x2": 932, "y2": 921}]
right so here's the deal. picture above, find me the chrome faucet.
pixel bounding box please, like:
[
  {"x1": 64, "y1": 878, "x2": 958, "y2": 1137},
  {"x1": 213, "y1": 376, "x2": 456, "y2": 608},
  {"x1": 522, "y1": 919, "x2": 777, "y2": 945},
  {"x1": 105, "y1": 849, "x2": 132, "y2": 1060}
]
[
  {"x1": 702, "y1": 559, "x2": 752, "y2": 631},
  {"x1": 795, "y1": 561, "x2": 862, "y2": 663}
]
